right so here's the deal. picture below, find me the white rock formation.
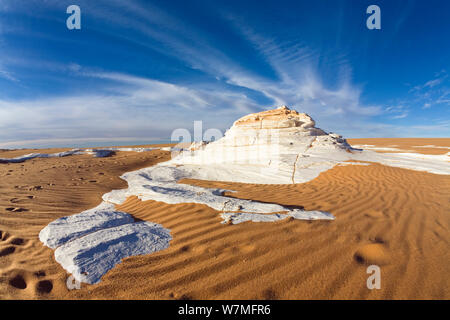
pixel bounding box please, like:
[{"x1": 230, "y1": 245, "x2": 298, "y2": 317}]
[
  {"x1": 221, "y1": 210, "x2": 335, "y2": 224},
  {"x1": 170, "y1": 106, "x2": 355, "y2": 184},
  {"x1": 0, "y1": 147, "x2": 160, "y2": 163},
  {"x1": 101, "y1": 165, "x2": 334, "y2": 218}
]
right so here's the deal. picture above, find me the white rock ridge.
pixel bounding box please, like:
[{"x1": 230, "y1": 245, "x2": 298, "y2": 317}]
[
  {"x1": 221, "y1": 211, "x2": 334, "y2": 224},
  {"x1": 169, "y1": 106, "x2": 449, "y2": 182},
  {"x1": 101, "y1": 164, "x2": 335, "y2": 219}
]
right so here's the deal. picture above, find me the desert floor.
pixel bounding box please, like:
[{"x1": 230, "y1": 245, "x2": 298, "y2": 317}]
[{"x1": 0, "y1": 138, "x2": 449, "y2": 299}]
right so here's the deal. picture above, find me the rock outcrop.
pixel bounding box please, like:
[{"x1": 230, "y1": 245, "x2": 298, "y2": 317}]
[
  {"x1": 174, "y1": 106, "x2": 353, "y2": 183},
  {"x1": 234, "y1": 105, "x2": 318, "y2": 130}
]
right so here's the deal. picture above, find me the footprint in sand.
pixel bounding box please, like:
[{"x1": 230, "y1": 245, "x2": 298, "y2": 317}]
[
  {"x1": 5, "y1": 207, "x2": 29, "y2": 213},
  {"x1": 0, "y1": 230, "x2": 9, "y2": 241},
  {"x1": 179, "y1": 245, "x2": 190, "y2": 252},
  {"x1": 0, "y1": 231, "x2": 28, "y2": 256},
  {"x1": 9, "y1": 275, "x2": 27, "y2": 289},
  {"x1": 354, "y1": 243, "x2": 390, "y2": 265},
  {"x1": 9, "y1": 196, "x2": 34, "y2": 204},
  {"x1": 369, "y1": 236, "x2": 387, "y2": 245},
  {"x1": 10, "y1": 237, "x2": 26, "y2": 246},
  {"x1": 7, "y1": 270, "x2": 53, "y2": 294},
  {"x1": 0, "y1": 246, "x2": 16, "y2": 257},
  {"x1": 262, "y1": 288, "x2": 278, "y2": 299}
]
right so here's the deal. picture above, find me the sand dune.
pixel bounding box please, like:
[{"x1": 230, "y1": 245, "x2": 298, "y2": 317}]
[
  {"x1": 0, "y1": 139, "x2": 449, "y2": 299},
  {"x1": 0, "y1": 147, "x2": 172, "y2": 299}
]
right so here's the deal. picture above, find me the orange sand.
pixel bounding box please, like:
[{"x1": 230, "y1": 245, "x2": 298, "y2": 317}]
[
  {"x1": 0, "y1": 139, "x2": 449, "y2": 299},
  {"x1": 347, "y1": 138, "x2": 450, "y2": 155}
]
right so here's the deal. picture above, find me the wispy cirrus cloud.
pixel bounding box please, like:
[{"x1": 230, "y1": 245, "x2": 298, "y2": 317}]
[
  {"x1": 384, "y1": 105, "x2": 409, "y2": 119},
  {"x1": 219, "y1": 18, "x2": 383, "y2": 131},
  {"x1": 405, "y1": 70, "x2": 450, "y2": 115},
  {"x1": 411, "y1": 71, "x2": 448, "y2": 92},
  {"x1": 0, "y1": 0, "x2": 448, "y2": 147},
  {"x1": 0, "y1": 70, "x2": 263, "y2": 147}
]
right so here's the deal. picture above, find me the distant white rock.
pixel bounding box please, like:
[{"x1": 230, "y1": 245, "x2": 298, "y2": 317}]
[
  {"x1": 0, "y1": 149, "x2": 85, "y2": 163},
  {"x1": 0, "y1": 147, "x2": 161, "y2": 163},
  {"x1": 413, "y1": 145, "x2": 450, "y2": 150},
  {"x1": 86, "y1": 147, "x2": 160, "y2": 153},
  {"x1": 170, "y1": 106, "x2": 356, "y2": 184}
]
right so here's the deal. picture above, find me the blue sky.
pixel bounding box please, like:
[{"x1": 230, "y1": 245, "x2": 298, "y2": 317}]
[{"x1": 0, "y1": 0, "x2": 449, "y2": 148}]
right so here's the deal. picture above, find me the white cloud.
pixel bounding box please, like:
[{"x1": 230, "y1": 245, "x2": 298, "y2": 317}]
[
  {"x1": 423, "y1": 78, "x2": 444, "y2": 88},
  {"x1": 0, "y1": 137, "x2": 164, "y2": 149},
  {"x1": 385, "y1": 105, "x2": 409, "y2": 119},
  {"x1": 391, "y1": 112, "x2": 409, "y2": 119},
  {"x1": 0, "y1": 72, "x2": 262, "y2": 145},
  {"x1": 410, "y1": 71, "x2": 448, "y2": 93},
  {"x1": 1, "y1": 0, "x2": 447, "y2": 146},
  {"x1": 82, "y1": 1, "x2": 383, "y2": 127}
]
